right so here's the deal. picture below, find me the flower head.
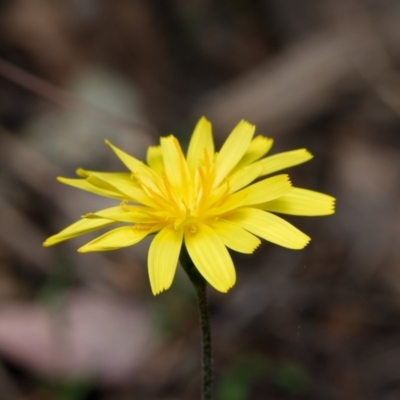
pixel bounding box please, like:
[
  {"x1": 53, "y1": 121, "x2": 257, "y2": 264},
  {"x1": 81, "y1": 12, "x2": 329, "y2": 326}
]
[{"x1": 44, "y1": 117, "x2": 335, "y2": 295}]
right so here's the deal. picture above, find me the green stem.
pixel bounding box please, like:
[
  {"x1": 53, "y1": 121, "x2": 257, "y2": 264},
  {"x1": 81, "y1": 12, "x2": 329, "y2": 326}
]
[{"x1": 180, "y1": 245, "x2": 214, "y2": 400}]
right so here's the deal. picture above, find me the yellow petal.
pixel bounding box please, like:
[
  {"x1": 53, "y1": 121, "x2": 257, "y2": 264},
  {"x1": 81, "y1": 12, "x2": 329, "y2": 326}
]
[
  {"x1": 106, "y1": 140, "x2": 164, "y2": 195},
  {"x1": 227, "y1": 208, "x2": 310, "y2": 249},
  {"x1": 227, "y1": 163, "x2": 264, "y2": 194},
  {"x1": 81, "y1": 171, "x2": 131, "y2": 192},
  {"x1": 259, "y1": 149, "x2": 313, "y2": 176},
  {"x1": 160, "y1": 135, "x2": 191, "y2": 189},
  {"x1": 214, "y1": 120, "x2": 255, "y2": 187},
  {"x1": 78, "y1": 226, "x2": 151, "y2": 252},
  {"x1": 148, "y1": 226, "x2": 183, "y2": 295},
  {"x1": 57, "y1": 177, "x2": 123, "y2": 199},
  {"x1": 77, "y1": 170, "x2": 143, "y2": 199},
  {"x1": 43, "y1": 217, "x2": 116, "y2": 247},
  {"x1": 187, "y1": 117, "x2": 215, "y2": 174},
  {"x1": 184, "y1": 224, "x2": 236, "y2": 292},
  {"x1": 146, "y1": 146, "x2": 164, "y2": 174},
  {"x1": 233, "y1": 135, "x2": 274, "y2": 171},
  {"x1": 233, "y1": 174, "x2": 292, "y2": 207},
  {"x1": 105, "y1": 140, "x2": 144, "y2": 173},
  {"x1": 76, "y1": 170, "x2": 134, "y2": 184},
  {"x1": 212, "y1": 174, "x2": 290, "y2": 215},
  {"x1": 83, "y1": 206, "x2": 124, "y2": 218},
  {"x1": 82, "y1": 171, "x2": 156, "y2": 207},
  {"x1": 262, "y1": 188, "x2": 335, "y2": 216},
  {"x1": 205, "y1": 187, "x2": 248, "y2": 217},
  {"x1": 86, "y1": 206, "x2": 164, "y2": 224},
  {"x1": 77, "y1": 170, "x2": 139, "y2": 189},
  {"x1": 212, "y1": 219, "x2": 261, "y2": 254}
]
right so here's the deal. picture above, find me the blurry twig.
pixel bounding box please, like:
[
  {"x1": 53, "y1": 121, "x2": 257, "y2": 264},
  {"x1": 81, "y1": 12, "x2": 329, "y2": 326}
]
[
  {"x1": 0, "y1": 193, "x2": 51, "y2": 272},
  {"x1": 0, "y1": 57, "x2": 152, "y2": 134},
  {"x1": 194, "y1": 31, "x2": 361, "y2": 136},
  {"x1": 194, "y1": 4, "x2": 400, "y2": 135},
  {"x1": 331, "y1": 0, "x2": 400, "y2": 118},
  {"x1": 0, "y1": 360, "x2": 23, "y2": 400}
]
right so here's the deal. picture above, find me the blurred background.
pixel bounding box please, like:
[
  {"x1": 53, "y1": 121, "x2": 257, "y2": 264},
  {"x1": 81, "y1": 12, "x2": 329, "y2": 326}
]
[{"x1": 0, "y1": 0, "x2": 400, "y2": 399}]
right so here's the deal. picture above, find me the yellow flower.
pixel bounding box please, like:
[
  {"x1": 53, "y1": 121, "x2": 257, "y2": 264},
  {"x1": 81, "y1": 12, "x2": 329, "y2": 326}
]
[{"x1": 44, "y1": 117, "x2": 335, "y2": 295}]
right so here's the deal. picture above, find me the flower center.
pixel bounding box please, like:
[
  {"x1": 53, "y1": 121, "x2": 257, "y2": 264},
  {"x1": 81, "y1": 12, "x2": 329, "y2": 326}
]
[{"x1": 130, "y1": 144, "x2": 231, "y2": 230}]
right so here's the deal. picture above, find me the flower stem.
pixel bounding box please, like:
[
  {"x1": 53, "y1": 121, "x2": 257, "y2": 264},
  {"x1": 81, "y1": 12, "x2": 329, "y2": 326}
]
[
  {"x1": 180, "y1": 245, "x2": 214, "y2": 400},
  {"x1": 194, "y1": 280, "x2": 213, "y2": 400}
]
